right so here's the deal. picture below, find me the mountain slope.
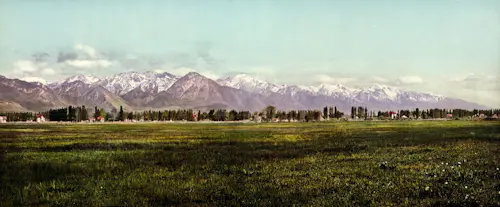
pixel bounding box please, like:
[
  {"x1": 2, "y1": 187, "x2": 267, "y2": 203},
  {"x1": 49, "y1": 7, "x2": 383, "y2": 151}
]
[
  {"x1": 148, "y1": 72, "x2": 266, "y2": 111},
  {"x1": 0, "y1": 76, "x2": 66, "y2": 111},
  {"x1": 50, "y1": 80, "x2": 130, "y2": 111}
]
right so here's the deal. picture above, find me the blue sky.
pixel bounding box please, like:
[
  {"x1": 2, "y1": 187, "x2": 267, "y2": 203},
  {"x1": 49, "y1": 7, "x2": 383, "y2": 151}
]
[{"x1": 0, "y1": 0, "x2": 499, "y2": 106}]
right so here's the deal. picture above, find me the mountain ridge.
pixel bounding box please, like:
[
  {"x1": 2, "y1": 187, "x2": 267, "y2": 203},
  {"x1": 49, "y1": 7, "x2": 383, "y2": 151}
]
[{"x1": 0, "y1": 71, "x2": 489, "y2": 112}]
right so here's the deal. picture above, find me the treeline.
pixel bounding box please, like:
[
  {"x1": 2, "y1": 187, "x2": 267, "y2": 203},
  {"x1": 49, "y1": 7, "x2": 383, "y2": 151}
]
[
  {"x1": 1, "y1": 105, "x2": 499, "y2": 122},
  {"x1": 374, "y1": 108, "x2": 500, "y2": 119}
]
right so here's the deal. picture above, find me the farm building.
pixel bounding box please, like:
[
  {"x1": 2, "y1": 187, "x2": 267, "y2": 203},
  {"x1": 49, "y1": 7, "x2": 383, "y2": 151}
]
[
  {"x1": 389, "y1": 111, "x2": 397, "y2": 119},
  {"x1": 36, "y1": 114, "x2": 46, "y2": 123},
  {"x1": 0, "y1": 116, "x2": 6, "y2": 123},
  {"x1": 447, "y1": 114, "x2": 453, "y2": 118},
  {"x1": 97, "y1": 116, "x2": 105, "y2": 122}
]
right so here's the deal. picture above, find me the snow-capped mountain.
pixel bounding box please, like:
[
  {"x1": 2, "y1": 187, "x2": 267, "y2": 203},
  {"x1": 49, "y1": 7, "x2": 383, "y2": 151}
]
[
  {"x1": 354, "y1": 84, "x2": 445, "y2": 103},
  {"x1": 48, "y1": 74, "x2": 100, "y2": 88},
  {"x1": 316, "y1": 84, "x2": 360, "y2": 99},
  {"x1": 7, "y1": 71, "x2": 486, "y2": 112},
  {"x1": 217, "y1": 74, "x2": 283, "y2": 94},
  {"x1": 97, "y1": 71, "x2": 178, "y2": 95}
]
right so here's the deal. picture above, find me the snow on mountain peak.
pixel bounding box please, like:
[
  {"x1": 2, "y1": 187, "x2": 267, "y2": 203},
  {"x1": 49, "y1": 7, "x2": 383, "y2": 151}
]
[
  {"x1": 97, "y1": 71, "x2": 179, "y2": 95},
  {"x1": 64, "y1": 74, "x2": 101, "y2": 85},
  {"x1": 217, "y1": 74, "x2": 282, "y2": 93}
]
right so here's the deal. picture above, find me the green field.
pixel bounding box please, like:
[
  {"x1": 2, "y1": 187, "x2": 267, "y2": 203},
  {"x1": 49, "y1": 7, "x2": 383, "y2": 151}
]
[{"x1": 1, "y1": 121, "x2": 499, "y2": 206}]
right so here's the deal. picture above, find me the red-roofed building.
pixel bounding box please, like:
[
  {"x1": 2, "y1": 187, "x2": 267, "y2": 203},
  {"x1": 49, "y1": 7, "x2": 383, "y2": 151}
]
[
  {"x1": 389, "y1": 111, "x2": 397, "y2": 119},
  {"x1": 36, "y1": 114, "x2": 45, "y2": 122}
]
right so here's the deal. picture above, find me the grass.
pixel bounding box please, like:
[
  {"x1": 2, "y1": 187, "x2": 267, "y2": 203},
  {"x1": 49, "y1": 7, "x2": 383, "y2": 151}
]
[{"x1": 0, "y1": 121, "x2": 499, "y2": 206}]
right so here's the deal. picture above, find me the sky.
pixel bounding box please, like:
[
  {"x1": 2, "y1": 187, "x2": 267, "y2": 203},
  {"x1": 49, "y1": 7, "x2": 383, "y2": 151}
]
[{"x1": 0, "y1": 0, "x2": 499, "y2": 107}]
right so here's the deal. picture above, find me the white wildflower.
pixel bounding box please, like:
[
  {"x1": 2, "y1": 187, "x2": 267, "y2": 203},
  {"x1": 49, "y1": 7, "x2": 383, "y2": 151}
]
[
  {"x1": 465, "y1": 186, "x2": 468, "y2": 189},
  {"x1": 458, "y1": 162, "x2": 461, "y2": 165},
  {"x1": 425, "y1": 186, "x2": 430, "y2": 191},
  {"x1": 445, "y1": 182, "x2": 448, "y2": 185}
]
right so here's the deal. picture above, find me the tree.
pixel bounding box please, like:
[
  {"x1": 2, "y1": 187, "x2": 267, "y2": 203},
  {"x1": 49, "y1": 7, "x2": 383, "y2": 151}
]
[
  {"x1": 81, "y1": 106, "x2": 88, "y2": 121},
  {"x1": 323, "y1": 107, "x2": 328, "y2": 120},
  {"x1": 264, "y1": 105, "x2": 276, "y2": 122},
  {"x1": 118, "y1": 106, "x2": 125, "y2": 121},
  {"x1": 100, "y1": 108, "x2": 106, "y2": 120},
  {"x1": 94, "y1": 106, "x2": 99, "y2": 119}
]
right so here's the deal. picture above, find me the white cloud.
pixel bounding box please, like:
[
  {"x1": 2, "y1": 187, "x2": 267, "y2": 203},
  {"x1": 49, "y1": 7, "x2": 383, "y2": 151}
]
[
  {"x1": 370, "y1": 76, "x2": 389, "y2": 83},
  {"x1": 41, "y1": 68, "x2": 56, "y2": 75},
  {"x1": 65, "y1": 60, "x2": 113, "y2": 68},
  {"x1": 168, "y1": 67, "x2": 219, "y2": 79},
  {"x1": 21, "y1": 76, "x2": 46, "y2": 84},
  {"x1": 74, "y1": 43, "x2": 98, "y2": 58},
  {"x1": 13, "y1": 60, "x2": 38, "y2": 72},
  {"x1": 316, "y1": 74, "x2": 357, "y2": 84},
  {"x1": 199, "y1": 71, "x2": 219, "y2": 80},
  {"x1": 169, "y1": 67, "x2": 197, "y2": 76},
  {"x1": 396, "y1": 76, "x2": 423, "y2": 85}
]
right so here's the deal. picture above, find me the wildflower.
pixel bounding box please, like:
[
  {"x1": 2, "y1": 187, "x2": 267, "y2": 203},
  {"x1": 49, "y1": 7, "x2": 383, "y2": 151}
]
[
  {"x1": 451, "y1": 166, "x2": 454, "y2": 169},
  {"x1": 425, "y1": 186, "x2": 430, "y2": 191},
  {"x1": 496, "y1": 168, "x2": 499, "y2": 171},
  {"x1": 444, "y1": 182, "x2": 448, "y2": 185},
  {"x1": 441, "y1": 162, "x2": 444, "y2": 165},
  {"x1": 446, "y1": 163, "x2": 448, "y2": 165},
  {"x1": 465, "y1": 194, "x2": 469, "y2": 199},
  {"x1": 465, "y1": 186, "x2": 468, "y2": 189},
  {"x1": 458, "y1": 162, "x2": 461, "y2": 165},
  {"x1": 442, "y1": 169, "x2": 446, "y2": 172},
  {"x1": 464, "y1": 159, "x2": 467, "y2": 163}
]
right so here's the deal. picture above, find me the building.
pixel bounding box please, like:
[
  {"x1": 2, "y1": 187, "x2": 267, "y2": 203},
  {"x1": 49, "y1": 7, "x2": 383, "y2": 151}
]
[
  {"x1": 0, "y1": 116, "x2": 7, "y2": 123},
  {"x1": 447, "y1": 114, "x2": 453, "y2": 119},
  {"x1": 36, "y1": 114, "x2": 46, "y2": 123},
  {"x1": 389, "y1": 111, "x2": 397, "y2": 119}
]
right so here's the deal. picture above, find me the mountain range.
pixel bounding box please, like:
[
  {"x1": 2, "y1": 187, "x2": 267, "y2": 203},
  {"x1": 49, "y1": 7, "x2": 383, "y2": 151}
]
[{"x1": 0, "y1": 71, "x2": 487, "y2": 113}]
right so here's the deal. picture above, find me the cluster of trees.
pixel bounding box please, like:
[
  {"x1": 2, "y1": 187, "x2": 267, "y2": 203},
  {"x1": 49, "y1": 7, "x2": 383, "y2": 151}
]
[
  {"x1": 373, "y1": 108, "x2": 500, "y2": 119},
  {"x1": 324, "y1": 106, "x2": 344, "y2": 119},
  {"x1": 260, "y1": 106, "x2": 334, "y2": 122},
  {"x1": 1, "y1": 105, "x2": 499, "y2": 122},
  {"x1": 0, "y1": 112, "x2": 36, "y2": 122},
  {"x1": 351, "y1": 106, "x2": 368, "y2": 119}
]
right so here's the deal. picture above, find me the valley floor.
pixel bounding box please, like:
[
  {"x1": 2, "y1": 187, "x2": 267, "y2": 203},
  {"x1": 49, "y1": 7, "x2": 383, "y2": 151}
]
[{"x1": 0, "y1": 121, "x2": 499, "y2": 206}]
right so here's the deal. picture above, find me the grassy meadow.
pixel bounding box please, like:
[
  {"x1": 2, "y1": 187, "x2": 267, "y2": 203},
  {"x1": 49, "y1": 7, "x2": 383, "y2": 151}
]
[{"x1": 0, "y1": 121, "x2": 499, "y2": 206}]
